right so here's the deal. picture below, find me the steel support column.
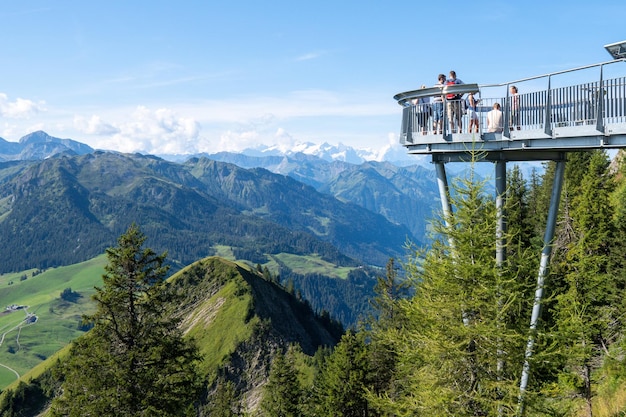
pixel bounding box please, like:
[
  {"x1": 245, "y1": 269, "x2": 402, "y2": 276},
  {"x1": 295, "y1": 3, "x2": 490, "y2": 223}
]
[
  {"x1": 435, "y1": 161, "x2": 453, "y2": 228},
  {"x1": 517, "y1": 159, "x2": 566, "y2": 415},
  {"x1": 495, "y1": 160, "x2": 507, "y2": 417},
  {"x1": 495, "y1": 160, "x2": 507, "y2": 266}
]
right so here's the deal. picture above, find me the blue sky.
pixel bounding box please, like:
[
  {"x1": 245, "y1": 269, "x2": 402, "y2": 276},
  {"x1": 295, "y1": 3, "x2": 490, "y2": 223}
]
[{"x1": 1, "y1": 1, "x2": 625, "y2": 157}]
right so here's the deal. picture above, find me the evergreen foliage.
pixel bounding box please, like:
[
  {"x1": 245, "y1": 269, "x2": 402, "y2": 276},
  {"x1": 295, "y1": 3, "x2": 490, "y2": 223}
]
[
  {"x1": 376, "y1": 170, "x2": 531, "y2": 415},
  {"x1": 203, "y1": 378, "x2": 241, "y2": 417},
  {"x1": 312, "y1": 330, "x2": 372, "y2": 417},
  {"x1": 50, "y1": 224, "x2": 202, "y2": 416},
  {"x1": 261, "y1": 347, "x2": 304, "y2": 417}
]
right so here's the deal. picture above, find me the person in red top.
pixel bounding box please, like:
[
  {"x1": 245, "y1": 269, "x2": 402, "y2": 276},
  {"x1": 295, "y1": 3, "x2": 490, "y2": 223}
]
[{"x1": 446, "y1": 71, "x2": 464, "y2": 133}]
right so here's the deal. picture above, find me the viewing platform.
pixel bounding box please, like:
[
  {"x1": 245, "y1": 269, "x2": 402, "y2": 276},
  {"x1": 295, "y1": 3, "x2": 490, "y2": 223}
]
[
  {"x1": 394, "y1": 43, "x2": 626, "y2": 413},
  {"x1": 394, "y1": 58, "x2": 626, "y2": 162}
]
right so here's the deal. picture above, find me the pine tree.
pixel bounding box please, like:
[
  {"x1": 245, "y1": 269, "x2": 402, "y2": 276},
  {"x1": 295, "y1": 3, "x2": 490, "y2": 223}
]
[
  {"x1": 366, "y1": 258, "x2": 408, "y2": 400},
  {"x1": 51, "y1": 224, "x2": 202, "y2": 417},
  {"x1": 206, "y1": 378, "x2": 241, "y2": 417},
  {"x1": 260, "y1": 347, "x2": 303, "y2": 417},
  {"x1": 607, "y1": 150, "x2": 626, "y2": 380}
]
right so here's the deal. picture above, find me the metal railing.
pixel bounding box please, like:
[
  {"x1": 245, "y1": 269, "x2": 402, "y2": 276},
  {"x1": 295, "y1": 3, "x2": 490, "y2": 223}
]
[{"x1": 395, "y1": 60, "x2": 626, "y2": 145}]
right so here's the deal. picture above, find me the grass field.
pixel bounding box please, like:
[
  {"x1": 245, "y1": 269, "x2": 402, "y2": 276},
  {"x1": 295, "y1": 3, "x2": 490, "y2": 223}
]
[
  {"x1": 0, "y1": 255, "x2": 107, "y2": 389},
  {"x1": 212, "y1": 245, "x2": 355, "y2": 280},
  {"x1": 271, "y1": 253, "x2": 353, "y2": 279}
]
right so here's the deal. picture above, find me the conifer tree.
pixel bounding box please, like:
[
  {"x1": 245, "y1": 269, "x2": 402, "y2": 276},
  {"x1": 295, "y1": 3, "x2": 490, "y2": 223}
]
[
  {"x1": 260, "y1": 348, "x2": 303, "y2": 417},
  {"x1": 373, "y1": 168, "x2": 532, "y2": 416},
  {"x1": 206, "y1": 378, "x2": 241, "y2": 417},
  {"x1": 313, "y1": 331, "x2": 372, "y2": 417},
  {"x1": 554, "y1": 150, "x2": 621, "y2": 414},
  {"x1": 366, "y1": 258, "x2": 409, "y2": 400},
  {"x1": 51, "y1": 224, "x2": 202, "y2": 417},
  {"x1": 607, "y1": 150, "x2": 626, "y2": 380}
]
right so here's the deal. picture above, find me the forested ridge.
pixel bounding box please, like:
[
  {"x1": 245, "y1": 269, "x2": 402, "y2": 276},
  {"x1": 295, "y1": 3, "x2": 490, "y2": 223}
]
[{"x1": 0, "y1": 151, "x2": 412, "y2": 274}]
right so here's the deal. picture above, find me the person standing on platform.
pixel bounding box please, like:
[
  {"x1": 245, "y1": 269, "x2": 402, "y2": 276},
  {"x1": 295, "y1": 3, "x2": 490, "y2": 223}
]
[
  {"x1": 467, "y1": 92, "x2": 480, "y2": 133},
  {"x1": 487, "y1": 103, "x2": 504, "y2": 133},
  {"x1": 432, "y1": 74, "x2": 446, "y2": 134},
  {"x1": 446, "y1": 71, "x2": 464, "y2": 133},
  {"x1": 509, "y1": 85, "x2": 520, "y2": 130}
]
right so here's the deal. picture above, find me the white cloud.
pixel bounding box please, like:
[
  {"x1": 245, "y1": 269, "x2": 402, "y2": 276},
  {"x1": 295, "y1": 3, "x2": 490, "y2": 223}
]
[
  {"x1": 78, "y1": 106, "x2": 200, "y2": 154},
  {"x1": 74, "y1": 115, "x2": 120, "y2": 135},
  {"x1": 0, "y1": 93, "x2": 46, "y2": 118},
  {"x1": 295, "y1": 52, "x2": 322, "y2": 61}
]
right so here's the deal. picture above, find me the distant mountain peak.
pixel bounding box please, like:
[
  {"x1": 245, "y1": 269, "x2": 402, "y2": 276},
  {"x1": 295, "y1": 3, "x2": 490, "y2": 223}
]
[
  {"x1": 19, "y1": 130, "x2": 56, "y2": 144},
  {"x1": 0, "y1": 130, "x2": 95, "y2": 162}
]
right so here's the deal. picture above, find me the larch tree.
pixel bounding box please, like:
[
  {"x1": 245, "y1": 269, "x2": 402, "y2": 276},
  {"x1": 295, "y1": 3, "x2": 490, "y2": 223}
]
[
  {"x1": 51, "y1": 224, "x2": 202, "y2": 417},
  {"x1": 373, "y1": 167, "x2": 534, "y2": 416}
]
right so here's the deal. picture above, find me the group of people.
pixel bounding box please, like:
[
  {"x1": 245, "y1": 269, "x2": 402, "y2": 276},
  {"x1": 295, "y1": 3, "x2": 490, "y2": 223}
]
[
  {"x1": 413, "y1": 71, "x2": 521, "y2": 135},
  {"x1": 415, "y1": 71, "x2": 465, "y2": 135}
]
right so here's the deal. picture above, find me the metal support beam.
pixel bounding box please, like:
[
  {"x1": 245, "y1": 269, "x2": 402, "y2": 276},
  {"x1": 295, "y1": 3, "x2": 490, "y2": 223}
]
[
  {"x1": 495, "y1": 160, "x2": 507, "y2": 266},
  {"x1": 596, "y1": 65, "x2": 605, "y2": 134},
  {"x1": 517, "y1": 159, "x2": 566, "y2": 415},
  {"x1": 495, "y1": 160, "x2": 507, "y2": 417},
  {"x1": 435, "y1": 160, "x2": 453, "y2": 231},
  {"x1": 544, "y1": 76, "x2": 553, "y2": 137}
]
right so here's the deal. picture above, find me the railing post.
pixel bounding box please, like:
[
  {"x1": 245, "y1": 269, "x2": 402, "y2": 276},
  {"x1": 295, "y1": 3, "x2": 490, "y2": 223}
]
[
  {"x1": 504, "y1": 85, "x2": 511, "y2": 138},
  {"x1": 443, "y1": 97, "x2": 451, "y2": 140},
  {"x1": 544, "y1": 76, "x2": 553, "y2": 137},
  {"x1": 596, "y1": 65, "x2": 605, "y2": 133}
]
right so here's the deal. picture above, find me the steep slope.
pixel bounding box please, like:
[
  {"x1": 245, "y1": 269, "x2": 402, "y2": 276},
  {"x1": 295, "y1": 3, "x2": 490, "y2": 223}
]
[
  {"x1": 206, "y1": 151, "x2": 441, "y2": 243},
  {"x1": 170, "y1": 256, "x2": 343, "y2": 412},
  {"x1": 321, "y1": 161, "x2": 440, "y2": 243}
]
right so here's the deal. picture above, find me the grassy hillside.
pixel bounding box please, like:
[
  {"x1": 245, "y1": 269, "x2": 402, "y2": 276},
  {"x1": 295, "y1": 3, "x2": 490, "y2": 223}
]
[{"x1": 0, "y1": 255, "x2": 106, "y2": 389}]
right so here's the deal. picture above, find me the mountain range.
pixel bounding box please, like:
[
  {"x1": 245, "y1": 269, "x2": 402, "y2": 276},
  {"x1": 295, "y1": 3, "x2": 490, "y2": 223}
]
[{"x1": 0, "y1": 131, "x2": 447, "y2": 327}]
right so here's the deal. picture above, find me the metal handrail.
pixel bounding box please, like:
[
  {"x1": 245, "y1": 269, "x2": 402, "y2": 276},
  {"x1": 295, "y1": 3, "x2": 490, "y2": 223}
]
[
  {"x1": 479, "y1": 58, "x2": 625, "y2": 88},
  {"x1": 394, "y1": 83, "x2": 480, "y2": 106}
]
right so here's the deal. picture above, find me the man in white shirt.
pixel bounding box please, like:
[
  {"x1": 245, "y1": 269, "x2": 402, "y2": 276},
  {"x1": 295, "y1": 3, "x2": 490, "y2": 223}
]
[{"x1": 487, "y1": 103, "x2": 503, "y2": 133}]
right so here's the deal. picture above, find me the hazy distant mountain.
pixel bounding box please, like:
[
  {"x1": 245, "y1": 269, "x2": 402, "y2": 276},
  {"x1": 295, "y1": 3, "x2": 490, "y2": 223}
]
[
  {"x1": 162, "y1": 140, "x2": 426, "y2": 167},
  {"x1": 0, "y1": 130, "x2": 94, "y2": 161},
  {"x1": 200, "y1": 151, "x2": 440, "y2": 242}
]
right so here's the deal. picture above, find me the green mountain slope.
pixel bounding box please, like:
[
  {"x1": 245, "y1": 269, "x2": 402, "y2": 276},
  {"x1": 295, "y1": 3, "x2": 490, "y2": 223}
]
[
  {"x1": 171, "y1": 257, "x2": 341, "y2": 411},
  {"x1": 0, "y1": 152, "x2": 412, "y2": 273}
]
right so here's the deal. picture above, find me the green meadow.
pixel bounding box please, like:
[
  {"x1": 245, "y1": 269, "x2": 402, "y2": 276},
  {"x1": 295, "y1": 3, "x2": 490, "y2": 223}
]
[{"x1": 0, "y1": 255, "x2": 107, "y2": 389}]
